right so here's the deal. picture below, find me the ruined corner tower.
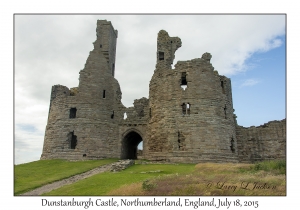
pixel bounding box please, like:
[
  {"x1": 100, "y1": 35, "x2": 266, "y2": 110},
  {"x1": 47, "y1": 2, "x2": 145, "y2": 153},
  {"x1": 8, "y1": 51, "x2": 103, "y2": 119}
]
[
  {"x1": 41, "y1": 20, "x2": 125, "y2": 160},
  {"x1": 144, "y1": 30, "x2": 238, "y2": 163}
]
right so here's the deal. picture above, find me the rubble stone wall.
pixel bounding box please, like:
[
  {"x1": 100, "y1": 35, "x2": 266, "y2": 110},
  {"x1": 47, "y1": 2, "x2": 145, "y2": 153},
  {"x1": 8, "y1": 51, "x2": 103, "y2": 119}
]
[{"x1": 236, "y1": 119, "x2": 286, "y2": 162}]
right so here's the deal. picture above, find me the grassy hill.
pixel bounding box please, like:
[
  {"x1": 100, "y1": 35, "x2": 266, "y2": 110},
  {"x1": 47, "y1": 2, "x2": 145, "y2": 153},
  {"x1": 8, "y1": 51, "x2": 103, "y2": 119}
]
[
  {"x1": 14, "y1": 159, "x2": 117, "y2": 195},
  {"x1": 14, "y1": 159, "x2": 286, "y2": 196}
]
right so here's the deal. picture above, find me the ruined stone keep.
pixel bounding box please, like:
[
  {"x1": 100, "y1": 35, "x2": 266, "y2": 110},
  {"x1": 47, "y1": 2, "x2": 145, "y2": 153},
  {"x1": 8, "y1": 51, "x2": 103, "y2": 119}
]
[{"x1": 41, "y1": 20, "x2": 286, "y2": 163}]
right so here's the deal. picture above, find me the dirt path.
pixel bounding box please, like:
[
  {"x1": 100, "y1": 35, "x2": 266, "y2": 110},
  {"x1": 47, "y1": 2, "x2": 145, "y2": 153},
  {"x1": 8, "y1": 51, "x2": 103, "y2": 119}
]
[{"x1": 21, "y1": 163, "x2": 114, "y2": 196}]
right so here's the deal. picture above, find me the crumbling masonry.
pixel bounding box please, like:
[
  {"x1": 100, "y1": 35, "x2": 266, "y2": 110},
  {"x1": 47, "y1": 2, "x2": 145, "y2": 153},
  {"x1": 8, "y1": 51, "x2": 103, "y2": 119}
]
[{"x1": 41, "y1": 20, "x2": 286, "y2": 163}]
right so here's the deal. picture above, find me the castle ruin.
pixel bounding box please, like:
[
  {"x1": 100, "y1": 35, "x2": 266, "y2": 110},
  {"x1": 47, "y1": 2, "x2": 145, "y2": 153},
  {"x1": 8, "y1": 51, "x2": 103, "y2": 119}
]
[{"x1": 41, "y1": 20, "x2": 286, "y2": 163}]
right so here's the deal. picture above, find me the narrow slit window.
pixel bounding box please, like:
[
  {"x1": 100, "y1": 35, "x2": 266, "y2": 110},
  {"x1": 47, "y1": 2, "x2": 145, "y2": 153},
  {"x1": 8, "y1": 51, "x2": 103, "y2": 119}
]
[
  {"x1": 100, "y1": 44, "x2": 102, "y2": 48},
  {"x1": 111, "y1": 111, "x2": 114, "y2": 119},
  {"x1": 159, "y1": 51, "x2": 164, "y2": 60},
  {"x1": 103, "y1": 90, "x2": 106, "y2": 98},
  {"x1": 224, "y1": 106, "x2": 227, "y2": 119},
  {"x1": 123, "y1": 112, "x2": 127, "y2": 119},
  {"x1": 221, "y1": 81, "x2": 225, "y2": 94},
  {"x1": 181, "y1": 103, "x2": 186, "y2": 115},
  {"x1": 69, "y1": 108, "x2": 77, "y2": 118},
  {"x1": 230, "y1": 138, "x2": 235, "y2": 153},
  {"x1": 68, "y1": 131, "x2": 77, "y2": 149},
  {"x1": 149, "y1": 108, "x2": 151, "y2": 118}
]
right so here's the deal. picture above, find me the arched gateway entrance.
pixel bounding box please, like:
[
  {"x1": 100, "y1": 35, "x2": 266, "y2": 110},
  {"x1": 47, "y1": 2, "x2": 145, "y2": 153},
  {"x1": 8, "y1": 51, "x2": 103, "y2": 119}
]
[{"x1": 121, "y1": 131, "x2": 143, "y2": 159}]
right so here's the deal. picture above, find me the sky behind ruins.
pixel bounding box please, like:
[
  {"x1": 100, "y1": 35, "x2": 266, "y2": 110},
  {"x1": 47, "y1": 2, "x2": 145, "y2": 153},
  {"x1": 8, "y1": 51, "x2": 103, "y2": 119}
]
[{"x1": 14, "y1": 14, "x2": 286, "y2": 164}]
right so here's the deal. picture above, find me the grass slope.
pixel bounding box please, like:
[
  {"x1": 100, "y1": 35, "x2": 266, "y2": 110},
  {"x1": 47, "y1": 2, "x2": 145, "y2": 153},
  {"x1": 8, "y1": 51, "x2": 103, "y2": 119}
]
[
  {"x1": 14, "y1": 159, "x2": 117, "y2": 195},
  {"x1": 110, "y1": 160, "x2": 286, "y2": 196},
  {"x1": 15, "y1": 159, "x2": 286, "y2": 196},
  {"x1": 43, "y1": 163, "x2": 195, "y2": 196}
]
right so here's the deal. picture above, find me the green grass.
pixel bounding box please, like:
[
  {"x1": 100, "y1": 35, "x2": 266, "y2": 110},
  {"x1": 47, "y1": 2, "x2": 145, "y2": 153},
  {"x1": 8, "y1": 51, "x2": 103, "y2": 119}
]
[
  {"x1": 252, "y1": 160, "x2": 286, "y2": 174},
  {"x1": 43, "y1": 163, "x2": 195, "y2": 196},
  {"x1": 106, "y1": 162, "x2": 286, "y2": 196},
  {"x1": 14, "y1": 159, "x2": 117, "y2": 195},
  {"x1": 15, "y1": 159, "x2": 286, "y2": 196}
]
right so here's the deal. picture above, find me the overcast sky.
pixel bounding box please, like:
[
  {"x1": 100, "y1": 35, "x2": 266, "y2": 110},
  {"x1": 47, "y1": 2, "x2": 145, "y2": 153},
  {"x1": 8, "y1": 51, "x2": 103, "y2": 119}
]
[{"x1": 14, "y1": 14, "x2": 286, "y2": 165}]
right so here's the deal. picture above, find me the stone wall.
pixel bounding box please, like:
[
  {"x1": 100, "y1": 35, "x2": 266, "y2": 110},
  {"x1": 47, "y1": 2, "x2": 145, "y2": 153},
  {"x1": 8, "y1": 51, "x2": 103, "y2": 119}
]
[{"x1": 236, "y1": 119, "x2": 286, "y2": 162}]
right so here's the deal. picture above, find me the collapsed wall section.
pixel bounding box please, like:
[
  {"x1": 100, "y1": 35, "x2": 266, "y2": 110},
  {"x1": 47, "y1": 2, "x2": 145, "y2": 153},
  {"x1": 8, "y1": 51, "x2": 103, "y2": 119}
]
[{"x1": 236, "y1": 119, "x2": 286, "y2": 162}]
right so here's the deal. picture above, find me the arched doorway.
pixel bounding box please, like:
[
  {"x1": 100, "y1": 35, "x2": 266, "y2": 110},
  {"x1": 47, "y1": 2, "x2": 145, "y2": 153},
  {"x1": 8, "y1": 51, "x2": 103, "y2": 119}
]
[{"x1": 121, "y1": 131, "x2": 143, "y2": 159}]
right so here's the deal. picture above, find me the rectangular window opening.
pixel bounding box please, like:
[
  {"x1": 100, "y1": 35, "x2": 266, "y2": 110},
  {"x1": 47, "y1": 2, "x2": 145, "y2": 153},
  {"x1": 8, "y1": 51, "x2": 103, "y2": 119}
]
[
  {"x1": 69, "y1": 108, "x2": 77, "y2": 118},
  {"x1": 181, "y1": 72, "x2": 187, "y2": 85},
  {"x1": 159, "y1": 51, "x2": 164, "y2": 60}
]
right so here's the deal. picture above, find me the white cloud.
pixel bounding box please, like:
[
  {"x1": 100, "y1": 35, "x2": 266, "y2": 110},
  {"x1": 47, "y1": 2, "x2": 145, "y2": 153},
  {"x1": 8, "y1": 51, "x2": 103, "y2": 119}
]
[
  {"x1": 240, "y1": 79, "x2": 261, "y2": 87},
  {"x1": 14, "y1": 14, "x2": 285, "y2": 164}
]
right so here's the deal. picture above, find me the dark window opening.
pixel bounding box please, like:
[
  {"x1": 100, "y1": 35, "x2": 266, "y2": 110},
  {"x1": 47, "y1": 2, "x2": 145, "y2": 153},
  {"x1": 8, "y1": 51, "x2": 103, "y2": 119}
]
[
  {"x1": 159, "y1": 51, "x2": 164, "y2": 60},
  {"x1": 111, "y1": 111, "x2": 114, "y2": 119},
  {"x1": 230, "y1": 138, "x2": 235, "y2": 153},
  {"x1": 221, "y1": 81, "x2": 225, "y2": 94},
  {"x1": 181, "y1": 72, "x2": 187, "y2": 85},
  {"x1": 224, "y1": 106, "x2": 227, "y2": 119},
  {"x1": 103, "y1": 90, "x2": 106, "y2": 98},
  {"x1": 138, "y1": 110, "x2": 144, "y2": 118},
  {"x1": 69, "y1": 108, "x2": 77, "y2": 118},
  {"x1": 149, "y1": 108, "x2": 151, "y2": 118},
  {"x1": 83, "y1": 154, "x2": 86, "y2": 157},
  {"x1": 181, "y1": 103, "x2": 191, "y2": 115},
  {"x1": 171, "y1": 41, "x2": 173, "y2": 43},
  {"x1": 68, "y1": 131, "x2": 77, "y2": 149},
  {"x1": 100, "y1": 44, "x2": 102, "y2": 48},
  {"x1": 181, "y1": 103, "x2": 186, "y2": 115}
]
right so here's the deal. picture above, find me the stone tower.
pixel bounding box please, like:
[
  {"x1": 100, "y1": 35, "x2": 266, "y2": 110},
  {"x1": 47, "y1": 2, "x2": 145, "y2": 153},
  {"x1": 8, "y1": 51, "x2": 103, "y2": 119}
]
[
  {"x1": 144, "y1": 30, "x2": 238, "y2": 162},
  {"x1": 41, "y1": 20, "x2": 124, "y2": 160}
]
